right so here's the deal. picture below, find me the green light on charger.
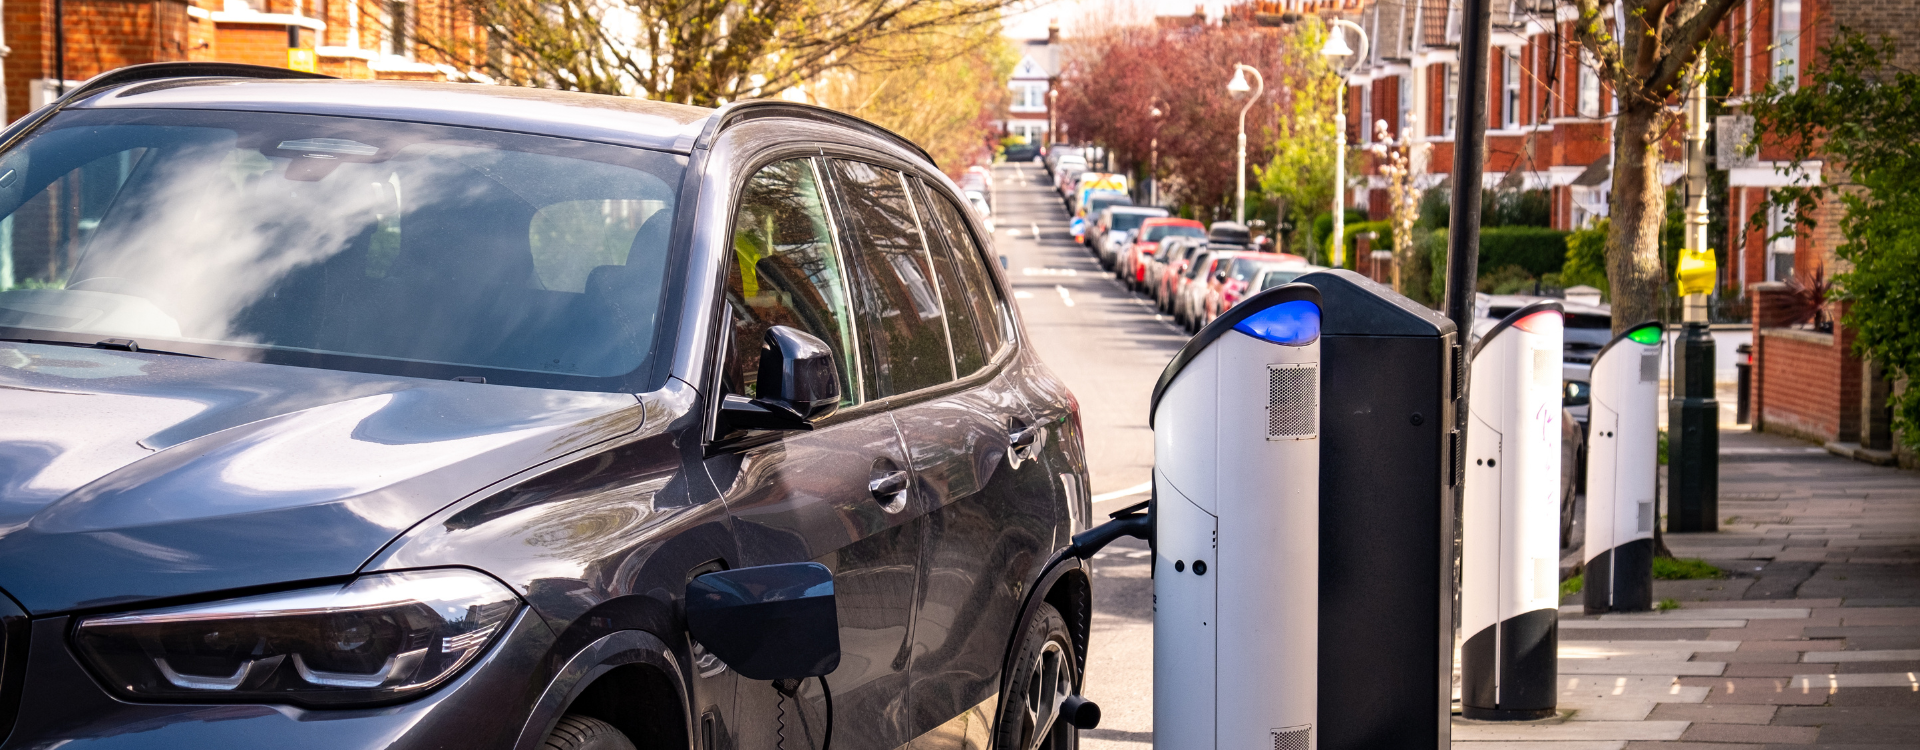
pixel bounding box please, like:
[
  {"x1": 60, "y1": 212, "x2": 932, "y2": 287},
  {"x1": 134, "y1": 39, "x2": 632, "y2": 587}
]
[{"x1": 1627, "y1": 326, "x2": 1662, "y2": 346}]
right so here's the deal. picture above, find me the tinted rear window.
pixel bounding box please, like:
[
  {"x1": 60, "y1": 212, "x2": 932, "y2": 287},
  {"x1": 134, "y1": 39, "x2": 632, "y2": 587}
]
[{"x1": 1145, "y1": 225, "x2": 1206, "y2": 242}]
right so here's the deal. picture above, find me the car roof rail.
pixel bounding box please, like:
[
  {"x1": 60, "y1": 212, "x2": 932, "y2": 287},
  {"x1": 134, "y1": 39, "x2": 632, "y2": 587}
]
[
  {"x1": 1, "y1": 62, "x2": 334, "y2": 152},
  {"x1": 693, "y1": 99, "x2": 938, "y2": 170}
]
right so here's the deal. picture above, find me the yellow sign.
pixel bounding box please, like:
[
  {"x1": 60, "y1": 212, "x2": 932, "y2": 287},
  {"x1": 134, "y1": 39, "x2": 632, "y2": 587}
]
[
  {"x1": 1676, "y1": 246, "x2": 1718, "y2": 297},
  {"x1": 288, "y1": 49, "x2": 318, "y2": 74}
]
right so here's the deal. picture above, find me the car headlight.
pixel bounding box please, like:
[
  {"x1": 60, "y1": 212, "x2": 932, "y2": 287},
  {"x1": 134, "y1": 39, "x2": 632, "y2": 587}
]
[{"x1": 74, "y1": 569, "x2": 520, "y2": 706}]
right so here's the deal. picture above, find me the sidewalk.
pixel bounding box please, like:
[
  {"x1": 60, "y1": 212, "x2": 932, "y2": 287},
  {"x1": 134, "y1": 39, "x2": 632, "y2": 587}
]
[{"x1": 1455, "y1": 429, "x2": 1920, "y2": 750}]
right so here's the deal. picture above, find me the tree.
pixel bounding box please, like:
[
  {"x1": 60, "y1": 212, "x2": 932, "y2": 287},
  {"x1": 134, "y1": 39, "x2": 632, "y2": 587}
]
[
  {"x1": 1255, "y1": 19, "x2": 1339, "y2": 255},
  {"x1": 418, "y1": 0, "x2": 1012, "y2": 106},
  {"x1": 1055, "y1": 23, "x2": 1291, "y2": 216},
  {"x1": 1369, "y1": 119, "x2": 1430, "y2": 296},
  {"x1": 1570, "y1": 0, "x2": 1740, "y2": 333},
  {"x1": 805, "y1": 19, "x2": 1014, "y2": 173},
  {"x1": 1746, "y1": 33, "x2": 1920, "y2": 445}
]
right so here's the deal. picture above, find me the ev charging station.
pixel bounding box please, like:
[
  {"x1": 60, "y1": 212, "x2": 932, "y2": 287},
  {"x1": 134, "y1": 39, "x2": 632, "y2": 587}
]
[
  {"x1": 1073, "y1": 272, "x2": 1459, "y2": 750},
  {"x1": 1147, "y1": 283, "x2": 1323, "y2": 750},
  {"x1": 1461, "y1": 301, "x2": 1565, "y2": 721},
  {"x1": 1583, "y1": 321, "x2": 1665, "y2": 613}
]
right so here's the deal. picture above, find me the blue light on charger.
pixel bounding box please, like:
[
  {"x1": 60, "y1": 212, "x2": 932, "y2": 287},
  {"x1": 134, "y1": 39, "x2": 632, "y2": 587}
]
[{"x1": 1233, "y1": 299, "x2": 1321, "y2": 346}]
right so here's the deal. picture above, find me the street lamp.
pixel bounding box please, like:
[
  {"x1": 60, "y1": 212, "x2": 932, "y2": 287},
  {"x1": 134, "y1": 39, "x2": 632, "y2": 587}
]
[
  {"x1": 1048, "y1": 88, "x2": 1059, "y2": 146},
  {"x1": 1227, "y1": 63, "x2": 1264, "y2": 224},
  {"x1": 1150, "y1": 105, "x2": 1164, "y2": 206},
  {"x1": 1321, "y1": 19, "x2": 1369, "y2": 268}
]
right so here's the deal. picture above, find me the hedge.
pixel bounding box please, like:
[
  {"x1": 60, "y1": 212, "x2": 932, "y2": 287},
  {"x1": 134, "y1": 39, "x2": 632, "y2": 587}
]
[{"x1": 1422, "y1": 226, "x2": 1572, "y2": 299}]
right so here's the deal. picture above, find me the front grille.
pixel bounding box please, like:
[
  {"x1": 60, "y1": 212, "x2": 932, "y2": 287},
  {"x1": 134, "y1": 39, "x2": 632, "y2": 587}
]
[{"x1": 1266, "y1": 364, "x2": 1318, "y2": 440}]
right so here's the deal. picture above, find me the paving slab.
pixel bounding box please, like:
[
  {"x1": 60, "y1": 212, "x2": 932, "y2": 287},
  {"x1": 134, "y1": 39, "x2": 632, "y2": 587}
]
[
  {"x1": 1803, "y1": 650, "x2": 1920, "y2": 662},
  {"x1": 1645, "y1": 704, "x2": 1779, "y2": 724},
  {"x1": 1452, "y1": 721, "x2": 1691, "y2": 741},
  {"x1": 1678, "y1": 723, "x2": 1821, "y2": 744}
]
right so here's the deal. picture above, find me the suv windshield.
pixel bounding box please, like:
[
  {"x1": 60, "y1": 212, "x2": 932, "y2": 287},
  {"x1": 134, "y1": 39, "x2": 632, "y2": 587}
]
[
  {"x1": 1108, "y1": 212, "x2": 1160, "y2": 233},
  {"x1": 0, "y1": 109, "x2": 686, "y2": 390}
]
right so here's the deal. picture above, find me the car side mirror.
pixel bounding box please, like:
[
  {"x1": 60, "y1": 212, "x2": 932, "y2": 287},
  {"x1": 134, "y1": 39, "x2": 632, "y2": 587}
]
[
  {"x1": 720, "y1": 326, "x2": 841, "y2": 432},
  {"x1": 686, "y1": 563, "x2": 840, "y2": 681},
  {"x1": 1214, "y1": 271, "x2": 1229, "y2": 283}
]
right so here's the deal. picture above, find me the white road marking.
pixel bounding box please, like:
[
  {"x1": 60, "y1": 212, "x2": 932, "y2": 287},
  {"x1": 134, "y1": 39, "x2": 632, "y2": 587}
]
[
  {"x1": 1007, "y1": 227, "x2": 1021, "y2": 238},
  {"x1": 1092, "y1": 481, "x2": 1153, "y2": 502},
  {"x1": 1023, "y1": 267, "x2": 1078, "y2": 276},
  {"x1": 1056, "y1": 285, "x2": 1075, "y2": 307},
  {"x1": 1031, "y1": 222, "x2": 1041, "y2": 239},
  {"x1": 1014, "y1": 291, "x2": 1034, "y2": 299}
]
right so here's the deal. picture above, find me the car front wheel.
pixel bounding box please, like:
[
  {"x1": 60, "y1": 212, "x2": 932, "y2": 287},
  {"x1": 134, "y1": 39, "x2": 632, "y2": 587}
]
[
  {"x1": 994, "y1": 604, "x2": 1080, "y2": 750},
  {"x1": 540, "y1": 715, "x2": 637, "y2": 750}
]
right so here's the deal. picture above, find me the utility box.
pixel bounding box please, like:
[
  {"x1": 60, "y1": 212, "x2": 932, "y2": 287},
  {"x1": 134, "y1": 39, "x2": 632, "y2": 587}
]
[
  {"x1": 1584, "y1": 321, "x2": 1663, "y2": 613},
  {"x1": 1150, "y1": 283, "x2": 1323, "y2": 750},
  {"x1": 1461, "y1": 301, "x2": 1564, "y2": 721},
  {"x1": 1297, "y1": 270, "x2": 1457, "y2": 750}
]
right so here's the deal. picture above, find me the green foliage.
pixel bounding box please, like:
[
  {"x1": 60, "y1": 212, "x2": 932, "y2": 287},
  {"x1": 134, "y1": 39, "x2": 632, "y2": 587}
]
[
  {"x1": 1308, "y1": 209, "x2": 1371, "y2": 267},
  {"x1": 1655, "y1": 598, "x2": 1682, "y2": 611},
  {"x1": 1560, "y1": 573, "x2": 1583, "y2": 598},
  {"x1": 1340, "y1": 220, "x2": 1393, "y2": 268},
  {"x1": 1480, "y1": 227, "x2": 1571, "y2": 277},
  {"x1": 1563, "y1": 219, "x2": 1611, "y2": 295},
  {"x1": 1254, "y1": 19, "x2": 1342, "y2": 248},
  {"x1": 1478, "y1": 265, "x2": 1537, "y2": 294},
  {"x1": 1653, "y1": 558, "x2": 1724, "y2": 580},
  {"x1": 1485, "y1": 189, "x2": 1553, "y2": 228},
  {"x1": 1657, "y1": 429, "x2": 1668, "y2": 465},
  {"x1": 1747, "y1": 32, "x2": 1920, "y2": 446}
]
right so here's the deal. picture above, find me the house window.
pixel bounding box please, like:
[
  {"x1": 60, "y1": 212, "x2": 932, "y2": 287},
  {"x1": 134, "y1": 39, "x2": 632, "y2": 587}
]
[
  {"x1": 1443, "y1": 63, "x2": 1458, "y2": 136},
  {"x1": 1773, "y1": 0, "x2": 1801, "y2": 88},
  {"x1": 1577, "y1": 50, "x2": 1601, "y2": 119},
  {"x1": 1009, "y1": 82, "x2": 1048, "y2": 112},
  {"x1": 1767, "y1": 204, "x2": 1796, "y2": 281},
  {"x1": 1359, "y1": 83, "x2": 1372, "y2": 143},
  {"x1": 386, "y1": 0, "x2": 410, "y2": 57},
  {"x1": 1502, "y1": 49, "x2": 1521, "y2": 129},
  {"x1": 1398, "y1": 73, "x2": 1412, "y2": 135}
]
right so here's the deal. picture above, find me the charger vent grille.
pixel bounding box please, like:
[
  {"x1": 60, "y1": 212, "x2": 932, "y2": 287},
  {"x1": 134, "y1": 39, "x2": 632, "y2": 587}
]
[
  {"x1": 1267, "y1": 364, "x2": 1318, "y2": 440},
  {"x1": 1640, "y1": 352, "x2": 1661, "y2": 383},
  {"x1": 1271, "y1": 724, "x2": 1312, "y2": 750},
  {"x1": 1637, "y1": 501, "x2": 1655, "y2": 533}
]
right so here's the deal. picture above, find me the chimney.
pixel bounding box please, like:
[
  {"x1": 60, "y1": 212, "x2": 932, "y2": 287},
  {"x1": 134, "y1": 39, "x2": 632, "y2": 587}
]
[{"x1": 1047, "y1": 18, "x2": 1061, "y2": 44}]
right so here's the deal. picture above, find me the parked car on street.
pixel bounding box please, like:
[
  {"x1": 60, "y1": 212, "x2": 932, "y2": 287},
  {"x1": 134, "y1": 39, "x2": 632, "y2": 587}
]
[
  {"x1": 1122, "y1": 218, "x2": 1206, "y2": 291},
  {"x1": 1070, "y1": 190, "x2": 1132, "y2": 244},
  {"x1": 1043, "y1": 144, "x2": 1082, "y2": 174},
  {"x1": 0, "y1": 63, "x2": 1094, "y2": 750},
  {"x1": 1093, "y1": 206, "x2": 1170, "y2": 269},
  {"x1": 1251, "y1": 262, "x2": 1326, "y2": 292},
  {"x1": 1003, "y1": 142, "x2": 1040, "y2": 162},
  {"x1": 1052, "y1": 157, "x2": 1088, "y2": 194},
  {"x1": 1151, "y1": 236, "x2": 1209, "y2": 313},
  {"x1": 1207, "y1": 254, "x2": 1309, "y2": 315}
]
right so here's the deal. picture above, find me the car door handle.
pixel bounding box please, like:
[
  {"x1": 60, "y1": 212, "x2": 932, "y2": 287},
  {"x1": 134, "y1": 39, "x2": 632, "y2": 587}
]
[{"x1": 869, "y1": 470, "x2": 909, "y2": 502}]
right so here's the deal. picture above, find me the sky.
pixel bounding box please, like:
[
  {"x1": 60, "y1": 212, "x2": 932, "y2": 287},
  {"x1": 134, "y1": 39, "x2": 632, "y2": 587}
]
[{"x1": 1001, "y1": 0, "x2": 1232, "y2": 40}]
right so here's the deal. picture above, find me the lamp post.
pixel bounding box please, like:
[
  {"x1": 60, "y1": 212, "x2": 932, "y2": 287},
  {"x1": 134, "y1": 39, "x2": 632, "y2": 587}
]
[
  {"x1": 1321, "y1": 19, "x2": 1369, "y2": 268},
  {"x1": 1226, "y1": 64, "x2": 1264, "y2": 224},
  {"x1": 1048, "y1": 88, "x2": 1059, "y2": 146},
  {"x1": 1150, "y1": 105, "x2": 1164, "y2": 206}
]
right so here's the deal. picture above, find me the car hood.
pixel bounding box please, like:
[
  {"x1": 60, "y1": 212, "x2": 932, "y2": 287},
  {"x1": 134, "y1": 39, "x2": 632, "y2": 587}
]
[{"x1": 0, "y1": 342, "x2": 642, "y2": 614}]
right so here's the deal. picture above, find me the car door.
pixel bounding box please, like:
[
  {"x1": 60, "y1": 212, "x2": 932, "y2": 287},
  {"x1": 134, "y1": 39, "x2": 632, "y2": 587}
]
[
  {"x1": 706, "y1": 156, "x2": 923, "y2": 750},
  {"x1": 891, "y1": 179, "x2": 1060, "y2": 746}
]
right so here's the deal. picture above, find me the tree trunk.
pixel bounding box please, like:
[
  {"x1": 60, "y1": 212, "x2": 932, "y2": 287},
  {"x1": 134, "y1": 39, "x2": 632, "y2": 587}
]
[{"x1": 1605, "y1": 103, "x2": 1670, "y2": 335}]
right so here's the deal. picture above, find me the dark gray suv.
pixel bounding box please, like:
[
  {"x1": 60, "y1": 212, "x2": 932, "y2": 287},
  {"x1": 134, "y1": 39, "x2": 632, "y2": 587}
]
[{"x1": 0, "y1": 64, "x2": 1091, "y2": 750}]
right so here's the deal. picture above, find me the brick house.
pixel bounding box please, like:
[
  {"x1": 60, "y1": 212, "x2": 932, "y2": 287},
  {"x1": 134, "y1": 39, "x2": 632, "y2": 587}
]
[
  {"x1": 1728, "y1": 0, "x2": 1919, "y2": 463},
  {"x1": 4, "y1": 0, "x2": 491, "y2": 123},
  {"x1": 1003, "y1": 21, "x2": 1062, "y2": 146},
  {"x1": 1335, "y1": 0, "x2": 1671, "y2": 232}
]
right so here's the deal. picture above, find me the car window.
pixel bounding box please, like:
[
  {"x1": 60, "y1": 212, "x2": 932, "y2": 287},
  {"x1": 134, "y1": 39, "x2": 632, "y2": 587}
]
[
  {"x1": 827, "y1": 159, "x2": 953, "y2": 397},
  {"x1": 921, "y1": 184, "x2": 1009, "y2": 363},
  {"x1": 725, "y1": 158, "x2": 861, "y2": 405},
  {"x1": 1187, "y1": 254, "x2": 1215, "y2": 279},
  {"x1": 1230, "y1": 259, "x2": 1270, "y2": 282},
  {"x1": 909, "y1": 183, "x2": 989, "y2": 376},
  {"x1": 1260, "y1": 269, "x2": 1305, "y2": 289},
  {"x1": 0, "y1": 109, "x2": 683, "y2": 389}
]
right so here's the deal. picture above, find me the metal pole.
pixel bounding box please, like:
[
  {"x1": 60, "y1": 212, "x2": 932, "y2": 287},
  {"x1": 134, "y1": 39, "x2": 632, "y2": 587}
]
[
  {"x1": 1232, "y1": 65, "x2": 1262, "y2": 224},
  {"x1": 1332, "y1": 84, "x2": 1345, "y2": 267},
  {"x1": 1670, "y1": 66, "x2": 1719, "y2": 533},
  {"x1": 1445, "y1": 0, "x2": 1491, "y2": 386}
]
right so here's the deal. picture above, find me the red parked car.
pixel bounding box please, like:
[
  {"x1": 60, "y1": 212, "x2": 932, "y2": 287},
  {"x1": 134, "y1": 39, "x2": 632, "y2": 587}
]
[{"x1": 1119, "y1": 217, "x2": 1205, "y2": 292}]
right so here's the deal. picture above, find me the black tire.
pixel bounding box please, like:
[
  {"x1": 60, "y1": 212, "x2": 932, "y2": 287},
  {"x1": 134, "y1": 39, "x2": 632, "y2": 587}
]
[
  {"x1": 541, "y1": 714, "x2": 638, "y2": 750},
  {"x1": 995, "y1": 603, "x2": 1080, "y2": 750}
]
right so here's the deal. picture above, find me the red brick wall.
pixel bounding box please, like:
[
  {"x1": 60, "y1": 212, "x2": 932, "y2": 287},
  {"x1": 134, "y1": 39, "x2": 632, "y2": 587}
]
[
  {"x1": 215, "y1": 24, "x2": 296, "y2": 69},
  {"x1": 1752, "y1": 285, "x2": 1862, "y2": 443},
  {"x1": 5, "y1": 0, "x2": 192, "y2": 122}
]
